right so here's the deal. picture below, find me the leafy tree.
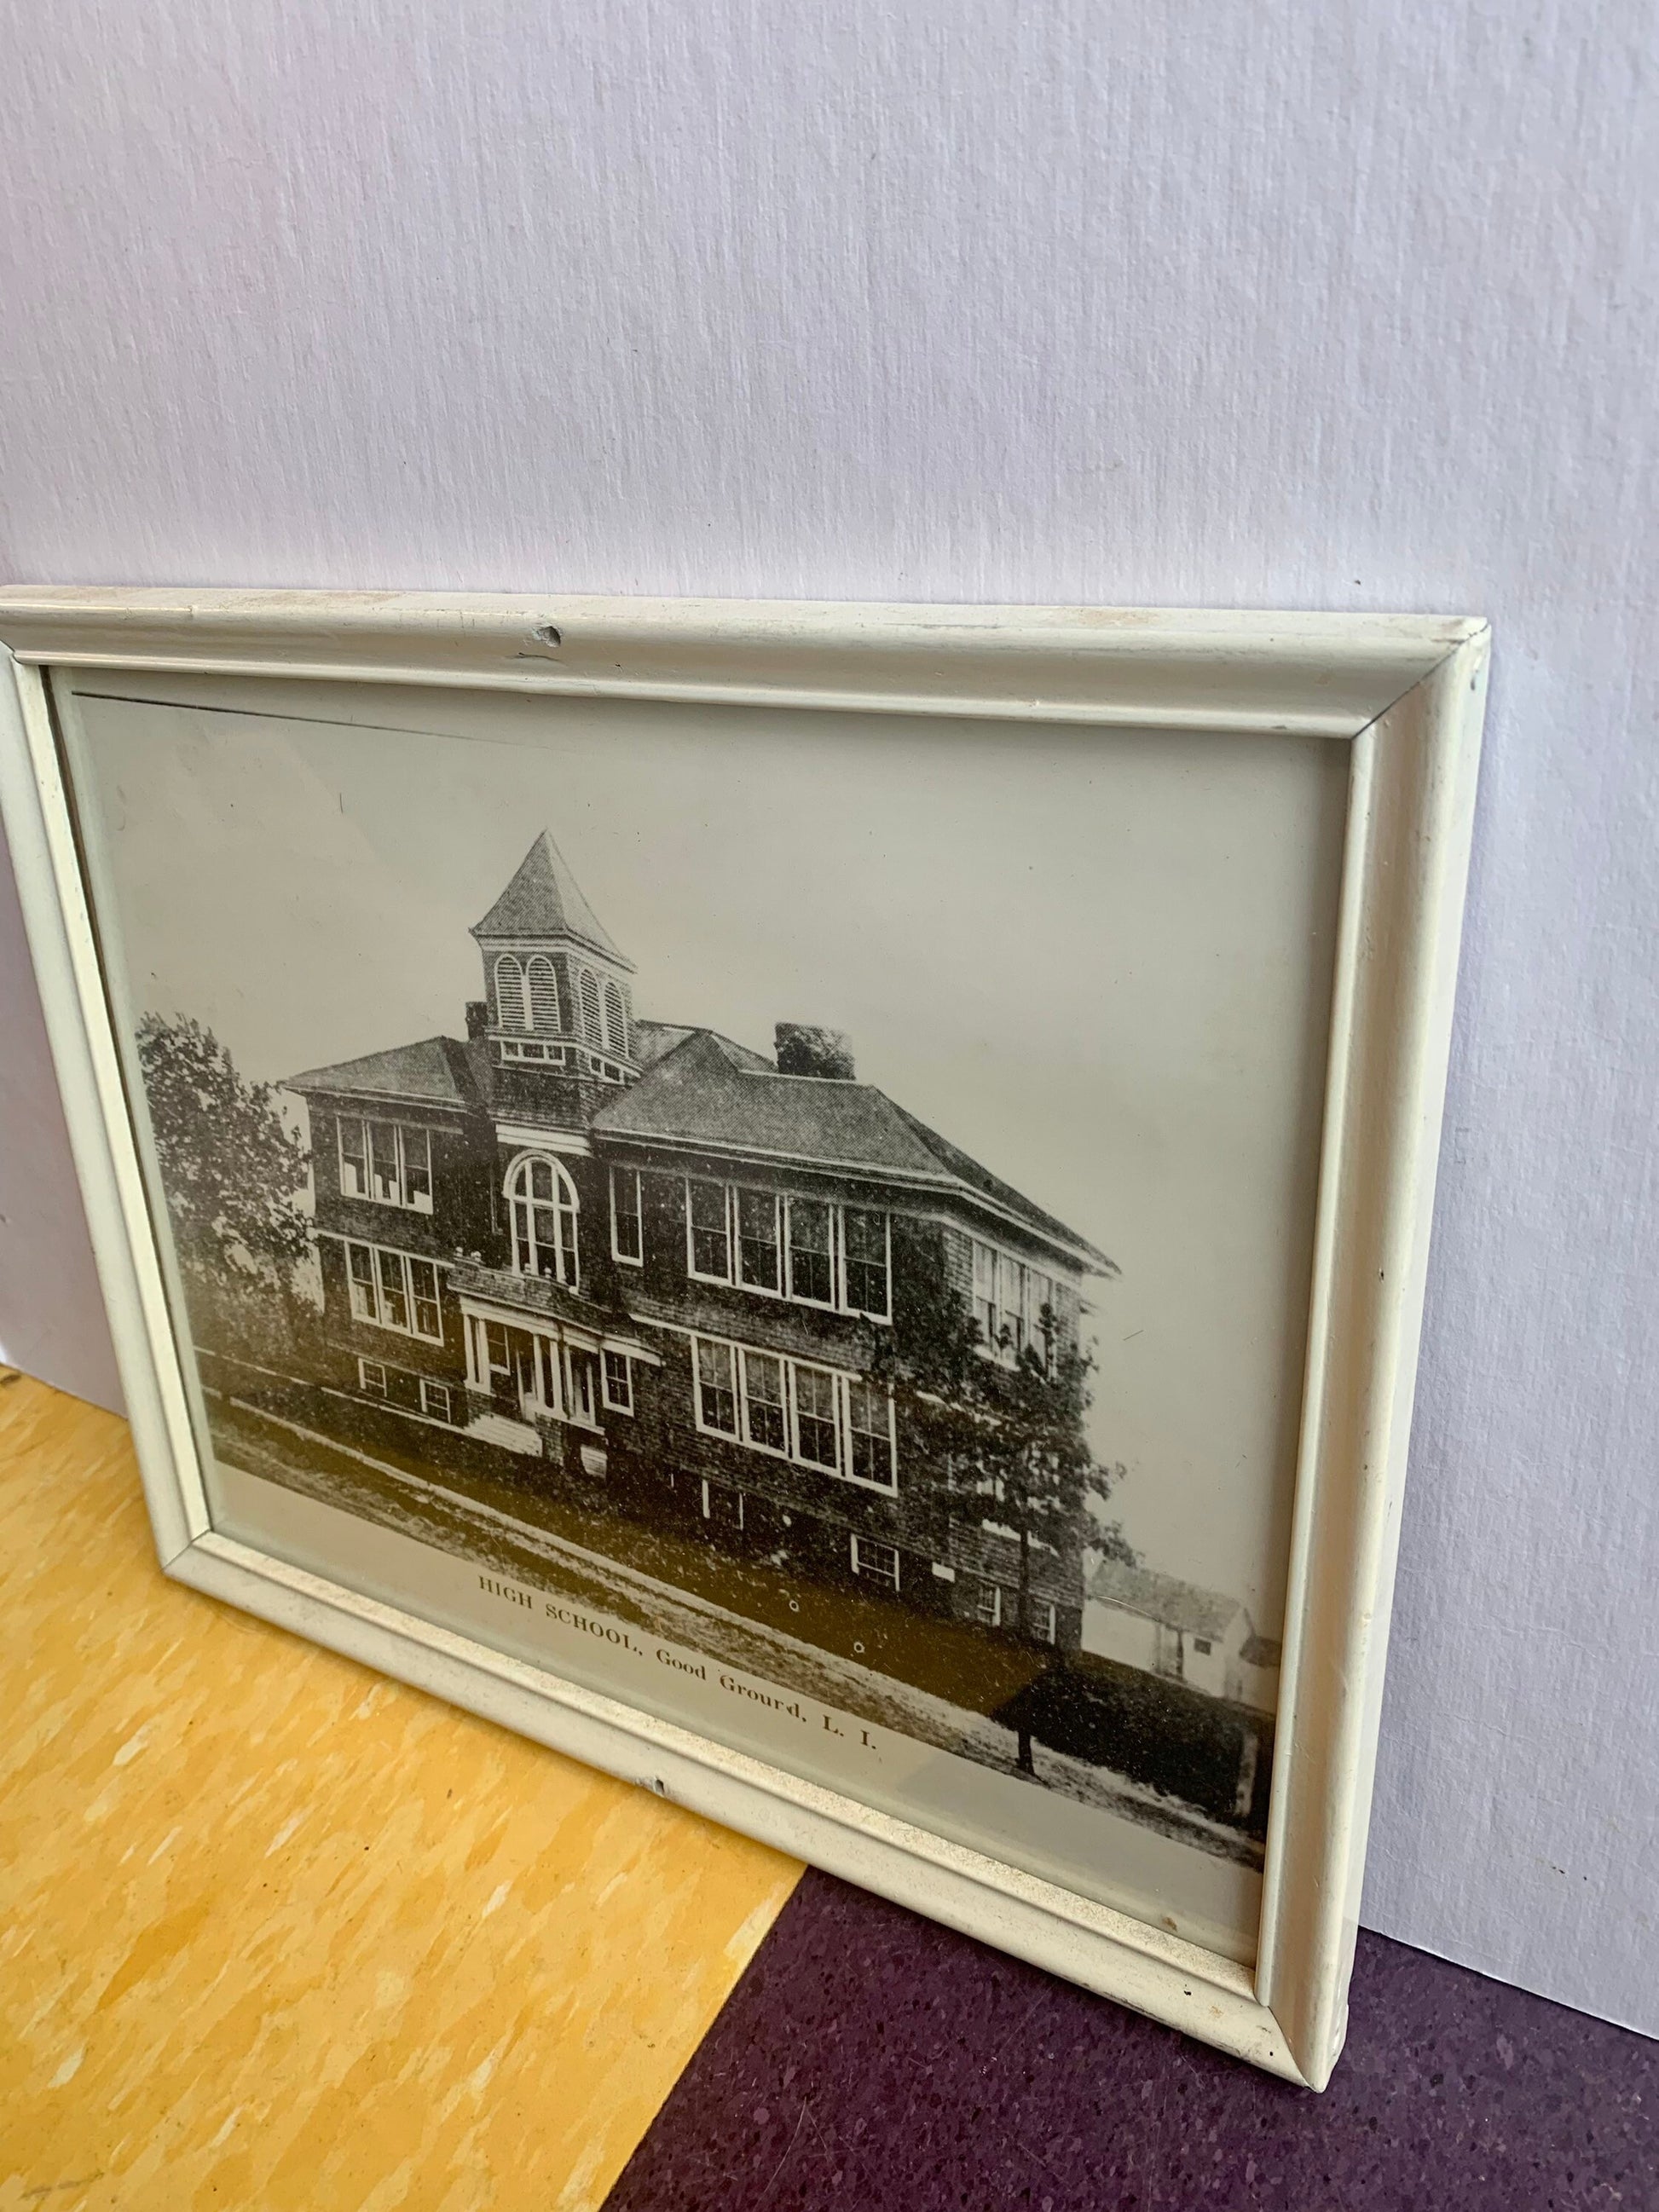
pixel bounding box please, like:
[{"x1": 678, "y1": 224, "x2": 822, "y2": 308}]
[
  {"x1": 871, "y1": 1237, "x2": 1130, "y2": 1773},
  {"x1": 136, "y1": 1013, "x2": 310, "y2": 1287}
]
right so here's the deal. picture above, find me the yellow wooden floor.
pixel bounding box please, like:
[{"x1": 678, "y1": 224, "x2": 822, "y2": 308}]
[{"x1": 0, "y1": 1374, "x2": 801, "y2": 2212}]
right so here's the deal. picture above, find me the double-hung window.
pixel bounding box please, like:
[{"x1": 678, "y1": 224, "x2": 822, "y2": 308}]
[
  {"x1": 338, "y1": 1116, "x2": 433, "y2": 1212},
  {"x1": 610, "y1": 1167, "x2": 643, "y2": 1265},
  {"x1": 997, "y1": 1254, "x2": 1026, "y2": 1358},
  {"x1": 791, "y1": 1363, "x2": 840, "y2": 1470},
  {"x1": 850, "y1": 1535, "x2": 900, "y2": 1590},
  {"x1": 972, "y1": 1241, "x2": 997, "y2": 1344},
  {"x1": 739, "y1": 1349, "x2": 787, "y2": 1452},
  {"x1": 786, "y1": 1198, "x2": 835, "y2": 1306},
  {"x1": 841, "y1": 1208, "x2": 890, "y2": 1319},
  {"x1": 687, "y1": 1179, "x2": 731, "y2": 1281},
  {"x1": 344, "y1": 1240, "x2": 442, "y2": 1342},
  {"x1": 736, "y1": 1188, "x2": 781, "y2": 1292},
  {"x1": 681, "y1": 1179, "x2": 891, "y2": 1320},
  {"x1": 377, "y1": 1247, "x2": 410, "y2": 1330},
  {"x1": 695, "y1": 1340, "x2": 738, "y2": 1434},
  {"x1": 480, "y1": 1320, "x2": 512, "y2": 1390},
  {"x1": 602, "y1": 1349, "x2": 634, "y2": 1413},
  {"x1": 971, "y1": 1239, "x2": 1066, "y2": 1365},
  {"x1": 846, "y1": 1379, "x2": 894, "y2": 1487},
  {"x1": 339, "y1": 1118, "x2": 370, "y2": 1198},
  {"x1": 690, "y1": 1334, "x2": 897, "y2": 1493}
]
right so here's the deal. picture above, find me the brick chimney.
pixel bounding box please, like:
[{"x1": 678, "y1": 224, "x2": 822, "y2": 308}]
[
  {"x1": 774, "y1": 1023, "x2": 855, "y2": 1080},
  {"x1": 465, "y1": 999, "x2": 489, "y2": 1041}
]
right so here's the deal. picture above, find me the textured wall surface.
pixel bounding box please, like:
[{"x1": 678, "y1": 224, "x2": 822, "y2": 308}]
[{"x1": 0, "y1": 0, "x2": 1652, "y2": 2034}]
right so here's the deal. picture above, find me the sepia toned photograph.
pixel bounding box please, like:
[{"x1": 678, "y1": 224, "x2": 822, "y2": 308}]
[{"x1": 60, "y1": 666, "x2": 1349, "y2": 1960}]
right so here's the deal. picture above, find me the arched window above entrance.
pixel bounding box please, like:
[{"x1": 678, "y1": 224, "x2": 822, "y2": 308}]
[{"x1": 506, "y1": 1153, "x2": 579, "y2": 1284}]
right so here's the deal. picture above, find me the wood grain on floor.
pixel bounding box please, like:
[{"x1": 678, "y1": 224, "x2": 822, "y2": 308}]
[{"x1": 0, "y1": 1375, "x2": 801, "y2": 2212}]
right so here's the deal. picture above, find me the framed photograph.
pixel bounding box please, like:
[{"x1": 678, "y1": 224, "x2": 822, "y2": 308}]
[{"x1": 0, "y1": 590, "x2": 1488, "y2": 2087}]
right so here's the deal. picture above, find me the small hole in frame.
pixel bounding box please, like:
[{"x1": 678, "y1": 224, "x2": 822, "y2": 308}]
[{"x1": 532, "y1": 623, "x2": 562, "y2": 649}]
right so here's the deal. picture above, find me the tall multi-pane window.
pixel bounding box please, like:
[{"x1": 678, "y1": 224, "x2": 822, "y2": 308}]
[
  {"x1": 602, "y1": 1349, "x2": 633, "y2": 1413},
  {"x1": 740, "y1": 1349, "x2": 786, "y2": 1451},
  {"x1": 997, "y1": 1253, "x2": 1025, "y2": 1356},
  {"x1": 792, "y1": 1364, "x2": 840, "y2": 1470},
  {"x1": 696, "y1": 1340, "x2": 737, "y2": 1433},
  {"x1": 578, "y1": 968, "x2": 603, "y2": 1042},
  {"x1": 494, "y1": 953, "x2": 527, "y2": 1028},
  {"x1": 338, "y1": 1117, "x2": 432, "y2": 1212},
  {"x1": 689, "y1": 1334, "x2": 896, "y2": 1492},
  {"x1": 526, "y1": 955, "x2": 560, "y2": 1031},
  {"x1": 673, "y1": 1179, "x2": 893, "y2": 1320},
  {"x1": 481, "y1": 1320, "x2": 512, "y2": 1389},
  {"x1": 508, "y1": 1154, "x2": 580, "y2": 1284},
  {"x1": 610, "y1": 1166, "x2": 643, "y2": 1263},
  {"x1": 847, "y1": 1379, "x2": 893, "y2": 1487},
  {"x1": 603, "y1": 979, "x2": 627, "y2": 1056},
  {"x1": 402, "y1": 1128, "x2": 433, "y2": 1212},
  {"x1": 344, "y1": 1240, "x2": 443, "y2": 1342},
  {"x1": 338, "y1": 1118, "x2": 369, "y2": 1198},
  {"x1": 687, "y1": 1179, "x2": 731, "y2": 1279},
  {"x1": 971, "y1": 1239, "x2": 1066, "y2": 1366},
  {"x1": 972, "y1": 1242, "x2": 997, "y2": 1344},
  {"x1": 787, "y1": 1198, "x2": 834, "y2": 1305},
  {"x1": 841, "y1": 1209, "x2": 890, "y2": 1318},
  {"x1": 369, "y1": 1123, "x2": 402, "y2": 1205},
  {"x1": 376, "y1": 1247, "x2": 410, "y2": 1330},
  {"x1": 736, "y1": 1188, "x2": 781, "y2": 1291},
  {"x1": 407, "y1": 1257, "x2": 441, "y2": 1337}
]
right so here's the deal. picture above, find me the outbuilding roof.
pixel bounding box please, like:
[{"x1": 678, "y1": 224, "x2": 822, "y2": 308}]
[{"x1": 1086, "y1": 1558, "x2": 1248, "y2": 1642}]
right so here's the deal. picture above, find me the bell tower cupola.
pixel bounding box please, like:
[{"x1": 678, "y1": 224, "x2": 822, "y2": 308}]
[{"x1": 471, "y1": 831, "x2": 637, "y2": 1083}]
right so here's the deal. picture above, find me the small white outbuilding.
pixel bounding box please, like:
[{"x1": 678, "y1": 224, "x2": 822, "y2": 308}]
[{"x1": 1082, "y1": 1557, "x2": 1281, "y2": 1715}]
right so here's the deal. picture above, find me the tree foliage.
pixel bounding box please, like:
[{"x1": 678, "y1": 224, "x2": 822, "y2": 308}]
[
  {"x1": 136, "y1": 1013, "x2": 310, "y2": 1284},
  {"x1": 871, "y1": 1233, "x2": 1130, "y2": 1635},
  {"x1": 870, "y1": 1236, "x2": 1133, "y2": 1773}
]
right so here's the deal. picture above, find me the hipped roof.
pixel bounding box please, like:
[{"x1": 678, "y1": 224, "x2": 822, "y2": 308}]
[
  {"x1": 470, "y1": 831, "x2": 632, "y2": 969},
  {"x1": 593, "y1": 1030, "x2": 1113, "y2": 1270}
]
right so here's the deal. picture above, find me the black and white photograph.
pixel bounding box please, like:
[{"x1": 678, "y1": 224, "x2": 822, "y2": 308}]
[{"x1": 63, "y1": 667, "x2": 1349, "y2": 1961}]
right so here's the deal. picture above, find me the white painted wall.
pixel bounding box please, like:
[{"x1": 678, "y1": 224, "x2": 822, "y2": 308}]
[{"x1": 0, "y1": 0, "x2": 1652, "y2": 2034}]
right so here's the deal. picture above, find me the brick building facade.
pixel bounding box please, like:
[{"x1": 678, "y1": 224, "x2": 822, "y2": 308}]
[{"x1": 287, "y1": 832, "x2": 1113, "y2": 1650}]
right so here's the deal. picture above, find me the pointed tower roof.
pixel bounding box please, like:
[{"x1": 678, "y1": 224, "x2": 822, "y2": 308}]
[{"x1": 469, "y1": 831, "x2": 632, "y2": 969}]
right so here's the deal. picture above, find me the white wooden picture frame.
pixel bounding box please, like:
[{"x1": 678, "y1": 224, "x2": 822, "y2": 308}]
[{"x1": 0, "y1": 589, "x2": 1488, "y2": 2088}]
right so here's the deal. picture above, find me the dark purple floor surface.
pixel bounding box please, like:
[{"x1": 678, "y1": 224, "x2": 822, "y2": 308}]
[{"x1": 604, "y1": 1869, "x2": 1655, "y2": 2212}]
